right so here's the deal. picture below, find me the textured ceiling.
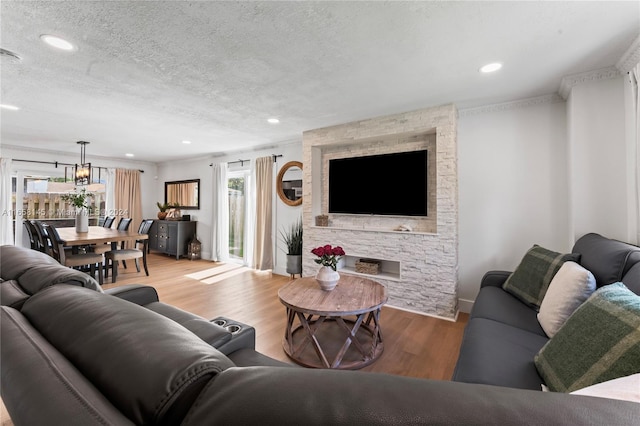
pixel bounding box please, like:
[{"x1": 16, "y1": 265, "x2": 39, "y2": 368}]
[{"x1": 1, "y1": 1, "x2": 638, "y2": 163}]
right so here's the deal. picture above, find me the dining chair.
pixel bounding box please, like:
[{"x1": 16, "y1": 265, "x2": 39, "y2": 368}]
[
  {"x1": 23, "y1": 220, "x2": 40, "y2": 250},
  {"x1": 103, "y1": 216, "x2": 116, "y2": 228},
  {"x1": 31, "y1": 220, "x2": 53, "y2": 256},
  {"x1": 117, "y1": 217, "x2": 132, "y2": 231},
  {"x1": 91, "y1": 215, "x2": 118, "y2": 254},
  {"x1": 101, "y1": 217, "x2": 134, "y2": 278},
  {"x1": 116, "y1": 217, "x2": 133, "y2": 248},
  {"x1": 47, "y1": 225, "x2": 104, "y2": 285},
  {"x1": 104, "y1": 219, "x2": 154, "y2": 283}
]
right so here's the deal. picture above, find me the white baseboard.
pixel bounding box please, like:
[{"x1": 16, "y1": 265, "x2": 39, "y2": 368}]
[
  {"x1": 385, "y1": 304, "x2": 459, "y2": 322},
  {"x1": 457, "y1": 298, "x2": 475, "y2": 314}
]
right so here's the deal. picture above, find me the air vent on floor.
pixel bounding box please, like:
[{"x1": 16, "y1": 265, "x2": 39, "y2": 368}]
[{"x1": 1, "y1": 48, "x2": 22, "y2": 64}]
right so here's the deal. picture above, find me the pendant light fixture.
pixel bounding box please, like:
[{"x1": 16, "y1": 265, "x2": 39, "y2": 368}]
[{"x1": 75, "y1": 141, "x2": 91, "y2": 185}]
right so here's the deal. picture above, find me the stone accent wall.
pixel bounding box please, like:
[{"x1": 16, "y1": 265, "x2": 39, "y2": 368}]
[{"x1": 302, "y1": 104, "x2": 459, "y2": 319}]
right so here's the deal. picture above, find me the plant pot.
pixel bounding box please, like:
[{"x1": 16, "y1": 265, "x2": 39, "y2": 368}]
[
  {"x1": 286, "y1": 254, "x2": 302, "y2": 275},
  {"x1": 75, "y1": 209, "x2": 89, "y2": 233},
  {"x1": 315, "y1": 266, "x2": 340, "y2": 291},
  {"x1": 157, "y1": 212, "x2": 168, "y2": 220}
]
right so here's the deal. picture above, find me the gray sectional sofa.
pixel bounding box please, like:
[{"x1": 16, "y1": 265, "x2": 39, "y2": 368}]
[
  {"x1": 2, "y1": 242, "x2": 639, "y2": 425},
  {"x1": 453, "y1": 232, "x2": 640, "y2": 390},
  {"x1": 0, "y1": 244, "x2": 284, "y2": 364}
]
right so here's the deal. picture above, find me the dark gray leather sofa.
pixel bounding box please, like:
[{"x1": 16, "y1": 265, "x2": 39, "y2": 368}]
[
  {"x1": 0, "y1": 244, "x2": 281, "y2": 362},
  {"x1": 452, "y1": 233, "x2": 640, "y2": 390},
  {"x1": 2, "y1": 242, "x2": 639, "y2": 425}
]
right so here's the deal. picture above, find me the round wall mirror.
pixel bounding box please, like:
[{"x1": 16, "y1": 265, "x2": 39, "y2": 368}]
[{"x1": 277, "y1": 161, "x2": 303, "y2": 206}]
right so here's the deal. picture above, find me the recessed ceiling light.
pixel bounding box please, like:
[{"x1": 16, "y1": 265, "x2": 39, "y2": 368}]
[
  {"x1": 182, "y1": 140, "x2": 192, "y2": 144},
  {"x1": 0, "y1": 104, "x2": 20, "y2": 111},
  {"x1": 479, "y1": 62, "x2": 502, "y2": 73},
  {"x1": 125, "y1": 153, "x2": 134, "y2": 157},
  {"x1": 267, "y1": 118, "x2": 280, "y2": 124},
  {"x1": 40, "y1": 34, "x2": 75, "y2": 51}
]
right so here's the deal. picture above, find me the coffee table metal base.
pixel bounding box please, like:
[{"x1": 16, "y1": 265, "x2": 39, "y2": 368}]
[{"x1": 282, "y1": 308, "x2": 384, "y2": 370}]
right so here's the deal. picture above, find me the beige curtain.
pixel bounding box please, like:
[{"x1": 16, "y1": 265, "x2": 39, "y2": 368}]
[
  {"x1": 114, "y1": 169, "x2": 142, "y2": 247},
  {"x1": 252, "y1": 156, "x2": 273, "y2": 270}
]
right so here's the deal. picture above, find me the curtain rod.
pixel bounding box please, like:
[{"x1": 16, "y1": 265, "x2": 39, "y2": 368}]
[
  {"x1": 12, "y1": 159, "x2": 144, "y2": 173},
  {"x1": 209, "y1": 154, "x2": 283, "y2": 167}
]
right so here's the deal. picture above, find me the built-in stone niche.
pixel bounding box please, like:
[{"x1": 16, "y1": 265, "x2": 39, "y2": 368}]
[
  {"x1": 302, "y1": 104, "x2": 458, "y2": 320},
  {"x1": 317, "y1": 131, "x2": 437, "y2": 233}
]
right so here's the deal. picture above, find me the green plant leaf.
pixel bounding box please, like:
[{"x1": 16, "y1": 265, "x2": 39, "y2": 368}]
[{"x1": 279, "y1": 216, "x2": 303, "y2": 255}]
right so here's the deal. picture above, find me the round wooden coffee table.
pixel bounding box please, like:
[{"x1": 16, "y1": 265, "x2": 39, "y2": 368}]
[{"x1": 278, "y1": 274, "x2": 388, "y2": 370}]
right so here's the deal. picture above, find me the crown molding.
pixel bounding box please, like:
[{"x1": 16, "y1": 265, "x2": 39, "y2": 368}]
[
  {"x1": 458, "y1": 93, "x2": 564, "y2": 118},
  {"x1": 558, "y1": 66, "x2": 621, "y2": 99},
  {"x1": 616, "y1": 34, "x2": 640, "y2": 74}
]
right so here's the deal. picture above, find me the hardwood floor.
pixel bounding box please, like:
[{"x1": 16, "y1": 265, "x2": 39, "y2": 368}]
[{"x1": 1, "y1": 253, "x2": 469, "y2": 425}]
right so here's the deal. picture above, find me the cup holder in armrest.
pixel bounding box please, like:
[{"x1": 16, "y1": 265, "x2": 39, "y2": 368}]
[
  {"x1": 212, "y1": 319, "x2": 227, "y2": 327},
  {"x1": 212, "y1": 318, "x2": 241, "y2": 333},
  {"x1": 209, "y1": 316, "x2": 256, "y2": 354},
  {"x1": 225, "y1": 324, "x2": 242, "y2": 334}
]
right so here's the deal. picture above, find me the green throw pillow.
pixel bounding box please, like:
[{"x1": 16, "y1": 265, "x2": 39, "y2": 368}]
[
  {"x1": 502, "y1": 245, "x2": 580, "y2": 308},
  {"x1": 534, "y1": 282, "x2": 640, "y2": 392}
]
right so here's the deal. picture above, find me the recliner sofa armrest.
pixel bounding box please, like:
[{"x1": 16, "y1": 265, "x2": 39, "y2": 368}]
[
  {"x1": 104, "y1": 284, "x2": 159, "y2": 305},
  {"x1": 480, "y1": 270, "x2": 512, "y2": 288}
]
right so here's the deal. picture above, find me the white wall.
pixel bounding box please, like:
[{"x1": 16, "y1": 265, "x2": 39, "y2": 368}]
[
  {"x1": 274, "y1": 151, "x2": 304, "y2": 276},
  {"x1": 567, "y1": 76, "x2": 630, "y2": 242},
  {"x1": 457, "y1": 75, "x2": 634, "y2": 312},
  {"x1": 457, "y1": 100, "x2": 570, "y2": 311},
  {"x1": 156, "y1": 141, "x2": 302, "y2": 275},
  {"x1": 154, "y1": 157, "x2": 211, "y2": 256}
]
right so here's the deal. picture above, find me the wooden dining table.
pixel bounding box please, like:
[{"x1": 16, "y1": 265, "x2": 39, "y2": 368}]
[{"x1": 55, "y1": 226, "x2": 148, "y2": 248}]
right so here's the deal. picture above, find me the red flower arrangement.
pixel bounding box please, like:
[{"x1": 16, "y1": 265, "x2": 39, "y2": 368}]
[{"x1": 311, "y1": 244, "x2": 346, "y2": 271}]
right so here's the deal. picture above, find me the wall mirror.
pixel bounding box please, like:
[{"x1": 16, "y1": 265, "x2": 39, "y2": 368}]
[
  {"x1": 277, "y1": 161, "x2": 303, "y2": 206},
  {"x1": 165, "y1": 179, "x2": 200, "y2": 209}
]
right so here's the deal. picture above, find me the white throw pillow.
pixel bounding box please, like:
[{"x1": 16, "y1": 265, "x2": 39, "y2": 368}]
[
  {"x1": 570, "y1": 373, "x2": 640, "y2": 403},
  {"x1": 537, "y1": 261, "x2": 596, "y2": 337}
]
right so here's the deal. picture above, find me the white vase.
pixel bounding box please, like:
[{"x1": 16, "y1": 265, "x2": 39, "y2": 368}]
[
  {"x1": 75, "y1": 208, "x2": 89, "y2": 233},
  {"x1": 316, "y1": 266, "x2": 340, "y2": 291}
]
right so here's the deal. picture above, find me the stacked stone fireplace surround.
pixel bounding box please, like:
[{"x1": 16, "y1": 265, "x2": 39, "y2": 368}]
[{"x1": 302, "y1": 104, "x2": 459, "y2": 320}]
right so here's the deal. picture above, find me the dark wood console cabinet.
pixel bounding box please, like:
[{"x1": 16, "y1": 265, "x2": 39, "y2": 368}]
[{"x1": 149, "y1": 220, "x2": 196, "y2": 260}]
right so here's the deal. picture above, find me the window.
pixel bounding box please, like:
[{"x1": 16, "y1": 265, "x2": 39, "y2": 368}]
[{"x1": 13, "y1": 173, "x2": 105, "y2": 246}]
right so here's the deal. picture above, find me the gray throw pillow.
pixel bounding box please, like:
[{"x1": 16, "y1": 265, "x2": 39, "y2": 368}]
[
  {"x1": 534, "y1": 282, "x2": 640, "y2": 392},
  {"x1": 502, "y1": 245, "x2": 580, "y2": 308}
]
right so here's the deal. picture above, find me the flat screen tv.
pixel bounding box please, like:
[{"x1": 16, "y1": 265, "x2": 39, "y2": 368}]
[{"x1": 328, "y1": 150, "x2": 428, "y2": 216}]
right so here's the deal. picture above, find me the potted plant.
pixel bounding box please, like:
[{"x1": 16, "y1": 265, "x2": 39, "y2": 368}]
[
  {"x1": 61, "y1": 188, "x2": 94, "y2": 233},
  {"x1": 157, "y1": 202, "x2": 169, "y2": 220},
  {"x1": 280, "y1": 217, "x2": 303, "y2": 277}
]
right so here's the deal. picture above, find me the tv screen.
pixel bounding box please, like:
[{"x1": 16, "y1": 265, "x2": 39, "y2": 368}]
[{"x1": 328, "y1": 150, "x2": 428, "y2": 216}]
